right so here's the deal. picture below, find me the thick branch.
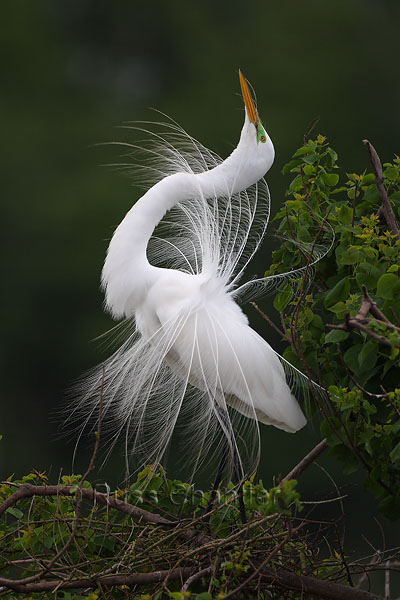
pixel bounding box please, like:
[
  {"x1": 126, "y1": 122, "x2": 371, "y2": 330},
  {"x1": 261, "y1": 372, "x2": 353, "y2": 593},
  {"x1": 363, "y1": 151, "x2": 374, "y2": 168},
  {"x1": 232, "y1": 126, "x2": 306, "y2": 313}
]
[
  {"x1": 327, "y1": 320, "x2": 398, "y2": 349},
  {"x1": 363, "y1": 139, "x2": 400, "y2": 240},
  {"x1": 261, "y1": 566, "x2": 383, "y2": 600},
  {"x1": 0, "y1": 484, "x2": 210, "y2": 545},
  {"x1": 0, "y1": 568, "x2": 194, "y2": 594}
]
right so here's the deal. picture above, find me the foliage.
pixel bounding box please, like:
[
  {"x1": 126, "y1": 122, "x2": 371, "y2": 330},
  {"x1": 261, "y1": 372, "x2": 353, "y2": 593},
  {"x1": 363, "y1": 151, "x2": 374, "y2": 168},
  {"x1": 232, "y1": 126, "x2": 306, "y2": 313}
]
[{"x1": 266, "y1": 135, "x2": 400, "y2": 519}]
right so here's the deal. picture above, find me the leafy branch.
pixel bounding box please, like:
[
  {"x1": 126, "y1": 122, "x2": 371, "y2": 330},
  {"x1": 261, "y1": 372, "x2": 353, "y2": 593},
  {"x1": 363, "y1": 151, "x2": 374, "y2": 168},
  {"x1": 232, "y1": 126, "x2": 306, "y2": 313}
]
[{"x1": 264, "y1": 134, "x2": 400, "y2": 520}]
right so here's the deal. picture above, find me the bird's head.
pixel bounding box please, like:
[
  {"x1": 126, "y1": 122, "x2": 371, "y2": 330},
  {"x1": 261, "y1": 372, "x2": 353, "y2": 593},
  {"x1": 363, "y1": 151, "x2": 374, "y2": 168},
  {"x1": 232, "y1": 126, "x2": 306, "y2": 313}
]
[{"x1": 237, "y1": 69, "x2": 275, "y2": 180}]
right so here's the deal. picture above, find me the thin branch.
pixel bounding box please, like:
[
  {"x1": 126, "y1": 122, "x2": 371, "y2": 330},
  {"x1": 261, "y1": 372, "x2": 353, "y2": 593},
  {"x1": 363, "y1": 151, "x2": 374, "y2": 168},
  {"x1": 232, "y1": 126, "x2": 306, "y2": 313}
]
[
  {"x1": 303, "y1": 116, "x2": 320, "y2": 144},
  {"x1": 250, "y1": 302, "x2": 287, "y2": 338},
  {"x1": 81, "y1": 364, "x2": 105, "y2": 483},
  {"x1": 282, "y1": 439, "x2": 328, "y2": 483}
]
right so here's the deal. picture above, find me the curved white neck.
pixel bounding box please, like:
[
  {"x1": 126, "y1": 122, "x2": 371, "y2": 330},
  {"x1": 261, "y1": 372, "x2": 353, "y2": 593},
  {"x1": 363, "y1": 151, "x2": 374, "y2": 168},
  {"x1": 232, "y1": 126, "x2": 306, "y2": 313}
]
[{"x1": 102, "y1": 115, "x2": 274, "y2": 318}]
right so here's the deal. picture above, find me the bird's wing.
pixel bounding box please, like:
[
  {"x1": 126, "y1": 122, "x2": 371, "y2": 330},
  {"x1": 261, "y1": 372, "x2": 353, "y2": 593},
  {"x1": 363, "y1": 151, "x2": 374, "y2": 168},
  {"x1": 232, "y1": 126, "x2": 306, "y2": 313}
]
[{"x1": 153, "y1": 283, "x2": 307, "y2": 434}]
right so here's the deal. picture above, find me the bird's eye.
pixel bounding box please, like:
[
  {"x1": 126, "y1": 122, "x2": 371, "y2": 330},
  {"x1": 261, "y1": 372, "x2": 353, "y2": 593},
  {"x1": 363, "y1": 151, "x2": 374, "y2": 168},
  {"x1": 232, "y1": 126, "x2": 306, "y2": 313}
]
[{"x1": 260, "y1": 135, "x2": 266, "y2": 143}]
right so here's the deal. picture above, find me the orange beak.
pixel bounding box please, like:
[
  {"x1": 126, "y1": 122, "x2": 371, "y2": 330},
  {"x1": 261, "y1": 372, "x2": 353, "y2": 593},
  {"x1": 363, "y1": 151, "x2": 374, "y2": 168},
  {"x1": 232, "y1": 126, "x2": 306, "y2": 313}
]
[{"x1": 239, "y1": 69, "x2": 258, "y2": 124}]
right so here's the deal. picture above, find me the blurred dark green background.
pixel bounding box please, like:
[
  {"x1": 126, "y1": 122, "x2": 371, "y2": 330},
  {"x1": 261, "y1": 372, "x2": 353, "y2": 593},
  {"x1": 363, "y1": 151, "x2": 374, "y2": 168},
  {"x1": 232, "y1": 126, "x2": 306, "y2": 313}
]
[{"x1": 1, "y1": 0, "x2": 400, "y2": 571}]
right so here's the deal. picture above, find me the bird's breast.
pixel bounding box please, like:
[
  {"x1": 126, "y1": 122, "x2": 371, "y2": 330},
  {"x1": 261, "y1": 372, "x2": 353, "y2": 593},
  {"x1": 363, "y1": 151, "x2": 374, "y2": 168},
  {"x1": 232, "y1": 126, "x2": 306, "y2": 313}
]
[{"x1": 135, "y1": 269, "x2": 247, "y2": 340}]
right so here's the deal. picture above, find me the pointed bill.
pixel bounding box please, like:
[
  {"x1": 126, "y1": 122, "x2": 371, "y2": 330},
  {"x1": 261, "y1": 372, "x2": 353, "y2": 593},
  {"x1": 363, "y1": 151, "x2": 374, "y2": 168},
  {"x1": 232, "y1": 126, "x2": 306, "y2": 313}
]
[{"x1": 239, "y1": 69, "x2": 258, "y2": 124}]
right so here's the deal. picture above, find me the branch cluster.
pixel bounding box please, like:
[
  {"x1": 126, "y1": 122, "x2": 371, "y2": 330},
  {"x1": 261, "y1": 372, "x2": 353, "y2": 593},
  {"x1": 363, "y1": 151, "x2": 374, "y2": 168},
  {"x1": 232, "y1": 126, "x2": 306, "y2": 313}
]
[
  {"x1": 0, "y1": 468, "x2": 395, "y2": 599},
  {"x1": 327, "y1": 285, "x2": 400, "y2": 349}
]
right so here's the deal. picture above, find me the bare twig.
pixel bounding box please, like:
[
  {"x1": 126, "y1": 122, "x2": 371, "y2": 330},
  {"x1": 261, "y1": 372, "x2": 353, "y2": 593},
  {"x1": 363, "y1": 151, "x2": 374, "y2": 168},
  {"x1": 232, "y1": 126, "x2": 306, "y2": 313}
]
[
  {"x1": 182, "y1": 566, "x2": 213, "y2": 591},
  {"x1": 250, "y1": 302, "x2": 287, "y2": 339},
  {"x1": 303, "y1": 116, "x2": 320, "y2": 145}
]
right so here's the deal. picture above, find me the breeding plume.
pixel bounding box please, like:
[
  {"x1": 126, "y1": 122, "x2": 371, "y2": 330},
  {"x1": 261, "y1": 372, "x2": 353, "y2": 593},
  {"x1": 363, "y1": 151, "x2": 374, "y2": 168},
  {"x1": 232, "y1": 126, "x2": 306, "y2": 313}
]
[{"x1": 72, "y1": 72, "x2": 320, "y2": 477}]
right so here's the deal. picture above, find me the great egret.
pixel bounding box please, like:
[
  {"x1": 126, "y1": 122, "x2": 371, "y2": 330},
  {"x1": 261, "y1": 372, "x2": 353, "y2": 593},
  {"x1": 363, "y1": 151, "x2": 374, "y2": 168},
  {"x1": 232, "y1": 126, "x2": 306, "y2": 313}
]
[{"x1": 72, "y1": 71, "x2": 313, "y2": 480}]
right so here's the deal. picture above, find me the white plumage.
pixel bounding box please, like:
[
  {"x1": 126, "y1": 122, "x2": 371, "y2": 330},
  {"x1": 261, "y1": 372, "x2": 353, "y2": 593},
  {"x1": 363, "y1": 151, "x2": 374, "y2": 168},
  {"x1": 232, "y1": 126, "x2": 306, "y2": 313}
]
[{"x1": 70, "y1": 72, "x2": 318, "y2": 476}]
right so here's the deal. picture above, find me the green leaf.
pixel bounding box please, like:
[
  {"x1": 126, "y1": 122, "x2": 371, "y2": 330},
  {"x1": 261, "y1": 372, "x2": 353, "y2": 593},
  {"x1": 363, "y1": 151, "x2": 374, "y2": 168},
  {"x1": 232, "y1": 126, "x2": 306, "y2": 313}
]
[
  {"x1": 362, "y1": 184, "x2": 380, "y2": 204},
  {"x1": 384, "y1": 165, "x2": 399, "y2": 181},
  {"x1": 376, "y1": 273, "x2": 400, "y2": 300},
  {"x1": 340, "y1": 246, "x2": 360, "y2": 265},
  {"x1": 285, "y1": 199, "x2": 302, "y2": 211},
  {"x1": 303, "y1": 164, "x2": 315, "y2": 176},
  {"x1": 282, "y1": 346, "x2": 302, "y2": 370},
  {"x1": 321, "y1": 173, "x2": 339, "y2": 186},
  {"x1": 342, "y1": 454, "x2": 359, "y2": 475},
  {"x1": 303, "y1": 153, "x2": 318, "y2": 164},
  {"x1": 324, "y1": 329, "x2": 349, "y2": 343},
  {"x1": 336, "y1": 204, "x2": 353, "y2": 224},
  {"x1": 273, "y1": 284, "x2": 293, "y2": 312},
  {"x1": 358, "y1": 340, "x2": 378, "y2": 372},
  {"x1": 320, "y1": 417, "x2": 342, "y2": 447},
  {"x1": 324, "y1": 277, "x2": 351, "y2": 308},
  {"x1": 361, "y1": 173, "x2": 375, "y2": 185},
  {"x1": 293, "y1": 145, "x2": 314, "y2": 157},
  {"x1": 288, "y1": 174, "x2": 303, "y2": 194},
  {"x1": 387, "y1": 264, "x2": 399, "y2": 273},
  {"x1": 282, "y1": 159, "x2": 301, "y2": 174},
  {"x1": 6, "y1": 507, "x2": 23, "y2": 519},
  {"x1": 309, "y1": 314, "x2": 324, "y2": 339},
  {"x1": 356, "y1": 263, "x2": 382, "y2": 290},
  {"x1": 196, "y1": 594, "x2": 212, "y2": 600},
  {"x1": 379, "y1": 492, "x2": 400, "y2": 521},
  {"x1": 327, "y1": 301, "x2": 347, "y2": 319},
  {"x1": 343, "y1": 344, "x2": 363, "y2": 374},
  {"x1": 390, "y1": 441, "x2": 400, "y2": 465}
]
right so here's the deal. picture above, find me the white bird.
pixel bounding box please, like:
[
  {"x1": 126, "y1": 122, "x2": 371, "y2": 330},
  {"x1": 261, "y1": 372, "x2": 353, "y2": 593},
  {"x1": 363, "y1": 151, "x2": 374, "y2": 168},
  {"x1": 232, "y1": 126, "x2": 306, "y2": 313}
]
[{"x1": 72, "y1": 71, "x2": 310, "y2": 478}]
